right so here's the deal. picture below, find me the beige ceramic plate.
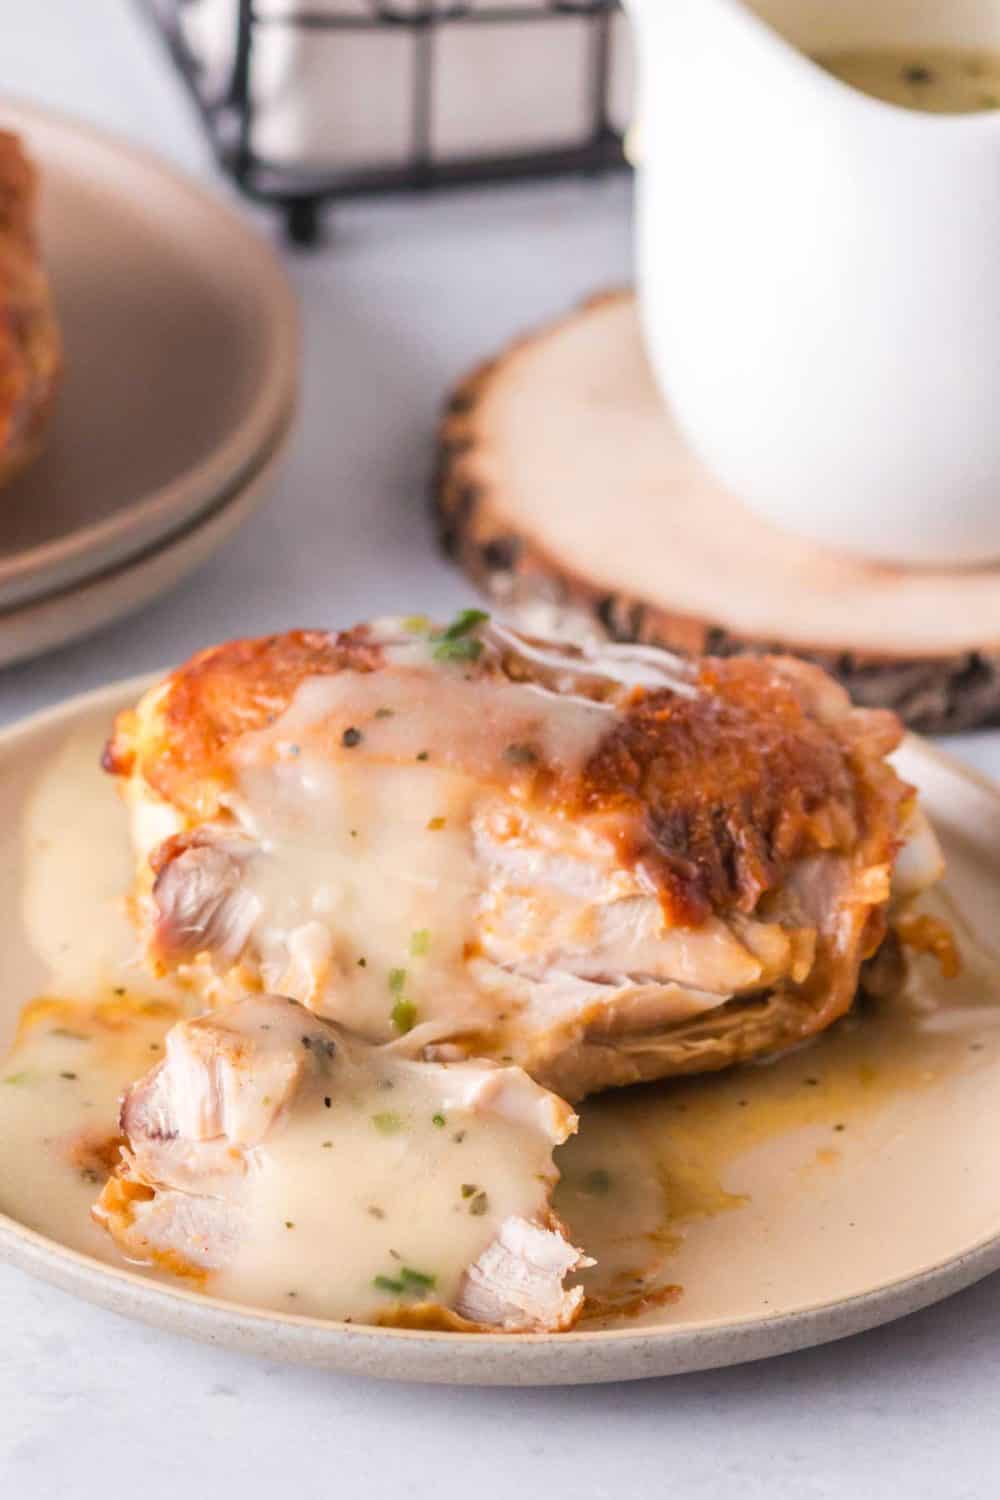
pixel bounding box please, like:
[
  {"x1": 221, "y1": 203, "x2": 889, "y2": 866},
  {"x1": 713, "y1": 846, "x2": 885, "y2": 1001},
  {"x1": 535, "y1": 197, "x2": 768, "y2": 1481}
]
[
  {"x1": 1, "y1": 682, "x2": 999, "y2": 1385},
  {"x1": 0, "y1": 98, "x2": 298, "y2": 612},
  {"x1": 0, "y1": 414, "x2": 291, "y2": 669}
]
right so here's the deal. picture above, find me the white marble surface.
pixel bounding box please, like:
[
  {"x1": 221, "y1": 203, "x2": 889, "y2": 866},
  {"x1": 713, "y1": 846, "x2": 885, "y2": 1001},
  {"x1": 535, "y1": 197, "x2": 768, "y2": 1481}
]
[{"x1": 2, "y1": 5, "x2": 1000, "y2": 1496}]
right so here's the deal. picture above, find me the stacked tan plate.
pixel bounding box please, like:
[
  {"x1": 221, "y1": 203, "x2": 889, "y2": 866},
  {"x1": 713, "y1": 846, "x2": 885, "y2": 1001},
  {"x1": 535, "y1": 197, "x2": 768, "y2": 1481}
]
[{"x1": 0, "y1": 100, "x2": 298, "y2": 667}]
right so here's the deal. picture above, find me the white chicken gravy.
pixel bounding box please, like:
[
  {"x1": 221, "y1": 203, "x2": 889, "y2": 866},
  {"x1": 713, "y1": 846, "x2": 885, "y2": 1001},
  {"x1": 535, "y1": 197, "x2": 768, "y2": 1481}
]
[
  {"x1": 232, "y1": 750, "x2": 490, "y2": 1040},
  {"x1": 224, "y1": 663, "x2": 624, "y2": 1042},
  {"x1": 3, "y1": 714, "x2": 999, "y2": 1328},
  {"x1": 208, "y1": 1040, "x2": 566, "y2": 1322},
  {"x1": 815, "y1": 47, "x2": 1000, "y2": 114},
  {"x1": 211, "y1": 663, "x2": 759, "y2": 1050},
  {"x1": 2, "y1": 723, "x2": 583, "y2": 1321},
  {"x1": 4, "y1": 954, "x2": 993, "y2": 1326},
  {"x1": 0, "y1": 995, "x2": 571, "y2": 1322},
  {"x1": 0, "y1": 995, "x2": 182, "y2": 1271}
]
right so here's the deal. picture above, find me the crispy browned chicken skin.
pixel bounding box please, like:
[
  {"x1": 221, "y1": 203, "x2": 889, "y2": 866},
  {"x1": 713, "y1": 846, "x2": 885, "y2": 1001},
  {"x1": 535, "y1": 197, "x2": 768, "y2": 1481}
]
[
  {"x1": 104, "y1": 616, "x2": 942, "y2": 1098},
  {"x1": 0, "y1": 132, "x2": 61, "y2": 487}
]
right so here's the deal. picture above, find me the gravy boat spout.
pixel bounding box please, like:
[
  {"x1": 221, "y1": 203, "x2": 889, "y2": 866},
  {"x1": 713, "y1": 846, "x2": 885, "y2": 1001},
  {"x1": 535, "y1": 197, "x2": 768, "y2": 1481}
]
[{"x1": 627, "y1": 0, "x2": 1000, "y2": 565}]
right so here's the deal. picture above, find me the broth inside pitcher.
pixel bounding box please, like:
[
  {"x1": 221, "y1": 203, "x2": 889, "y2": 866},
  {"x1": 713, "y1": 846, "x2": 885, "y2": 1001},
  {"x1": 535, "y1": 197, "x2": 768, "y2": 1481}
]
[{"x1": 815, "y1": 46, "x2": 1000, "y2": 113}]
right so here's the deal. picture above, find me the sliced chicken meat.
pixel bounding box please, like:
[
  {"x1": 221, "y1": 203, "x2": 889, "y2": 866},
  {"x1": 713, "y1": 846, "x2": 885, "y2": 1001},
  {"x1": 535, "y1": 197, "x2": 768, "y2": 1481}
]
[
  {"x1": 95, "y1": 994, "x2": 589, "y2": 1331},
  {"x1": 455, "y1": 1215, "x2": 587, "y2": 1332},
  {"x1": 103, "y1": 614, "x2": 943, "y2": 1098},
  {"x1": 0, "y1": 131, "x2": 62, "y2": 487}
]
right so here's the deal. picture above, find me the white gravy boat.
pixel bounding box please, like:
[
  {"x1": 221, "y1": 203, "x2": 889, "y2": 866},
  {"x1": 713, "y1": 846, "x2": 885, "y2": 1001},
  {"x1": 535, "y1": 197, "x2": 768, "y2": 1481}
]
[{"x1": 628, "y1": 0, "x2": 1000, "y2": 565}]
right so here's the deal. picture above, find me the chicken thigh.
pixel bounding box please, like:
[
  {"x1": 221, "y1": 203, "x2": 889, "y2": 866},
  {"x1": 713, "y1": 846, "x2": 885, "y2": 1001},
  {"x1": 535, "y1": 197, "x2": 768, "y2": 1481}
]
[{"x1": 103, "y1": 614, "x2": 942, "y2": 1098}]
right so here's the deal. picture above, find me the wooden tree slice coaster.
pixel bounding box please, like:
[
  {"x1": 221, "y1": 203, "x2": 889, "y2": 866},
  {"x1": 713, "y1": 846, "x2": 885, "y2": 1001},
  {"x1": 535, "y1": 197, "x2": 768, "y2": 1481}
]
[{"x1": 434, "y1": 291, "x2": 1000, "y2": 734}]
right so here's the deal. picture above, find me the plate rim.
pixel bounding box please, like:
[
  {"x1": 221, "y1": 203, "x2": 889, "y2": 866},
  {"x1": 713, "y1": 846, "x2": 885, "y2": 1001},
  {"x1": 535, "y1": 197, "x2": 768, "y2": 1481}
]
[
  {"x1": 0, "y1": 95, "x2": 300, "y2": 608},
  {"x1": 2, "y1": 683, "x2": 999, "y2": 1383},
  {"x1": 0, "y1": 405, "x2": 293, "y2": 669},
  {"x1": 0, "y1": 392, "x2": 294, "y2": 621}
]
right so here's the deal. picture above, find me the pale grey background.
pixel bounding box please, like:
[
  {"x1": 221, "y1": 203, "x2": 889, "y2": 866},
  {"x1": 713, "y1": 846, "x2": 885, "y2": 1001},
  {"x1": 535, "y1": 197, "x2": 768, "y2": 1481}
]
[{"x1": 1, "y1": 5, "x2": 998, "y2": 1496}]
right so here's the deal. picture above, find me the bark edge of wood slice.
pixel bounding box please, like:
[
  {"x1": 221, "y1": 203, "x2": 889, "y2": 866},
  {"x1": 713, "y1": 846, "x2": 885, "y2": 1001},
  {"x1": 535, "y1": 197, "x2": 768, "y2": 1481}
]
[{"x1": 433, "y1": 290, "x2": 1000, "y2": 735}]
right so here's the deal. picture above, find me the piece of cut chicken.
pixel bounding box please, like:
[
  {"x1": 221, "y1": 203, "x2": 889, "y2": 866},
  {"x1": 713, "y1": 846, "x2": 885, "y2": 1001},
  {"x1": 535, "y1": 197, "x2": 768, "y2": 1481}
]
[
  {"x1": 103, "y1": 614, "x2": 943, "y2": 1099},
  {"x1": 0, "y1": 132, "x2": 61, "y2": 488},
  {"x1": 94, "y1": 995, "x2": 589, "y2": 1331}
]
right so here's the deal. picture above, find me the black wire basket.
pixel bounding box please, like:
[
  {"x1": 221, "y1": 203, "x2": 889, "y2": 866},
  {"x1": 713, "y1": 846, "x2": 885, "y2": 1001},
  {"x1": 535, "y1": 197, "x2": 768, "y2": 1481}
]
[{"x1": 141, "y1": 0, "x2": 630, "y2": 244}]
